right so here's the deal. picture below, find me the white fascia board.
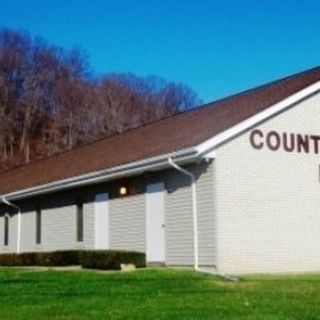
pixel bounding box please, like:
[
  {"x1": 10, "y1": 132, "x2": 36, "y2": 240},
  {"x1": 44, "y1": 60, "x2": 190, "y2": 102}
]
[
  {"x1": 5, "y1": 147, "x2": 198, "y2": 201},
  {"x1": 196, "y1": 81, "x2": 320, "y2": 158}
]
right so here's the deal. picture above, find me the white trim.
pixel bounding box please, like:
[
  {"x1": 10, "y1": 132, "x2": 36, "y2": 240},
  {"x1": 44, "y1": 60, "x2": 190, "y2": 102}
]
[
  {"x1": 196, "y1": 81, "x2": 320, "y2": 156},
  {"x1": 5, "y1": 148, "x2": 198, "y2": 201}
]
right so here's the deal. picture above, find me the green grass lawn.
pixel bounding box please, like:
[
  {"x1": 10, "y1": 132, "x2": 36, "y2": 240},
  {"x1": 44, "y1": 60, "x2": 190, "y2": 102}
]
[{"x1": 0, "y1": 268, "x2": 319, "y2": 319}]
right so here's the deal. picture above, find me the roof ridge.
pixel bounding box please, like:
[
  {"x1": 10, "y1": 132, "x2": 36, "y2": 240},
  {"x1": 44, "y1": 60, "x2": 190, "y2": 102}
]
[{"x1": 0, "y1": 65, "x2": 319, "y2": 177}]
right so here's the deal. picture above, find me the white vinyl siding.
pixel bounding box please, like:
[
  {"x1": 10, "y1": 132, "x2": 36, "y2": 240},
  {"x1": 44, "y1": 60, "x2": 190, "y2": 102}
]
[
  {"x1": 165, "y1": 173, "x2": 193, "y2": 266},
  {"x1": 165, "y1": 162, "x2": 215, "y2": 266},
  {"x1": 196, "y1": 163, "x2": 216, "y2": 266},
  {"x1": 109, "y1": 194, "x2": 146, "y2": 252},
  {"x1": 0, "y1": 162, "x2": 216, "y2": 267},
  {"x1": 0, "y1": 213, "x2": 17, "y2": 252},
  {"x1": 17, "y1": 196, "x2": 95, "y2": 253}
]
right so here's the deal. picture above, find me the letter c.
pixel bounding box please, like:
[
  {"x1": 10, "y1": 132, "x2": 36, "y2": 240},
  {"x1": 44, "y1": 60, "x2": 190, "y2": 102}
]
[{"x1": 250, "y1": 129, "x2": 264, "y2": 150}]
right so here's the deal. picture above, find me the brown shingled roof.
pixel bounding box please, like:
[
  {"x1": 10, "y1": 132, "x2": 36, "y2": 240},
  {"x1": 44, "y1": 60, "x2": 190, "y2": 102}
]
[{"x1": 1, "y1": 66, "x2": 320, "y2": 195}]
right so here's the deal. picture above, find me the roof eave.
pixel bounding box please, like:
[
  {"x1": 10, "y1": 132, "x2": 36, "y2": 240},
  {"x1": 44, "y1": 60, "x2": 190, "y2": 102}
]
[{"x1": 4, "y1": 147, "x2": 199, "y2": 201}]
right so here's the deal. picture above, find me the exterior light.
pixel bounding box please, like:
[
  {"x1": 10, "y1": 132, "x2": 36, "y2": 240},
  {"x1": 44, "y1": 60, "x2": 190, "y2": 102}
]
[{"x1": 119, "y1": 186, "x2": 127, "y2": 196}]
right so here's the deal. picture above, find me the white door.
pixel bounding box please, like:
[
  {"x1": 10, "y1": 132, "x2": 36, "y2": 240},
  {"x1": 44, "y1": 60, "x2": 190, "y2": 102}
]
[
  {"x1": 146, "y1": 182, "x2": 165, "y2": 263},
  {"x1": 94, "y1": 193, "x2": 109, "y2": 249}
]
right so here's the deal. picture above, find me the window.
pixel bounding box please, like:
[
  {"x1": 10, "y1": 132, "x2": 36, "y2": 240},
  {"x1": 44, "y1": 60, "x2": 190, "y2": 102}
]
[
  {"x1": 35, "y1": 206, "x2": 41, "y2": 245},
  {"x1": 76, "y1": 200, "x2": 84, "y2": 242},
  {"x1": 4, "y1": 215, "x2": 9, "y2": 246}
]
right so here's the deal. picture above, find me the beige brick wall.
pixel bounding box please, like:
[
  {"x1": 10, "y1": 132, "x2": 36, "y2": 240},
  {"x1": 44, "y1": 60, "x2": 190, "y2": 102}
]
[{"x1": 215, "y1": 92, "x2": 320, "y2": 273}]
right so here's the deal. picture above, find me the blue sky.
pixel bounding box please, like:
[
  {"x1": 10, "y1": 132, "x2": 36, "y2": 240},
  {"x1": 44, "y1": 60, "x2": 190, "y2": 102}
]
[{"x1": 1, "y1": 0, "x2": 320, "y2": 102}]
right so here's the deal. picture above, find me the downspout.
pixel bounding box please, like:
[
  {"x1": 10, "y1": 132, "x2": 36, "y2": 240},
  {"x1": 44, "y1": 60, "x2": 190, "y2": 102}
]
[
  {"x1": 168, "y1": 158, "x2": 240, "y2": 282},
  {"x1": 168, "y1": 158, "x2": 199, "y2": 271},
  {"x1": 0, "y1": 196, "x2": 21, "y2": 253}
]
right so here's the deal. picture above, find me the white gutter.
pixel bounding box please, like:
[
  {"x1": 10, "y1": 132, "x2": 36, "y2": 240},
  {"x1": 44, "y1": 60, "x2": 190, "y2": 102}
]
[
  {"x1": 168, "y1": 157, "x2": 199, "y2": 271},
  {"x1": 0, "y1": 196, "x2": 21, "y2": 253},
  {"x1": 4, "y1": 147, "x2": 198, "y2": 201}
]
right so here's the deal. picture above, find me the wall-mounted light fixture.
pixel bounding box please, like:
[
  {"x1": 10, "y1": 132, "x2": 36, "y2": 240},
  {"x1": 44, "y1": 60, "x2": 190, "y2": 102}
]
[{"x1": 119, "y1": 186, "x2": 128, "y2": 196}]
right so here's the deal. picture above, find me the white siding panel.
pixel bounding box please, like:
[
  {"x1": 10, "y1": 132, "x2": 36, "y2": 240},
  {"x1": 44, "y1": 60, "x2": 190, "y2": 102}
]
[
  {"x1": 41, "y1": 204, "x2": 76, "y2": 251},
  {"x1": 20, "y1": 210, "x2": 36, "y2": 252},
  {"x1": 109, "y1": 194, "x2": 146, "y2": 252},
  {"x1": 165, "y1": 163, "x2": 215, "y2": 267},
  {"x1": 196, "y1": 163, "x2": 216, "y2": 266},
  {"x1": 165, "y1": 177, "x2": 193, "y2": 265},
  {"x1": 1, "y1": 196, "x2": 96, "y2": 253},
  {"x1": 84, "y1": 201, "x2": 95, "y2": 248}
]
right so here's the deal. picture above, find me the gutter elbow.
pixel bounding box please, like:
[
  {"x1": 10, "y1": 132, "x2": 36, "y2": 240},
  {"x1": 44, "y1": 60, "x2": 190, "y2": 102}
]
[{"x1": 168, "y1": 157, "x2": 195, "y2": 182}]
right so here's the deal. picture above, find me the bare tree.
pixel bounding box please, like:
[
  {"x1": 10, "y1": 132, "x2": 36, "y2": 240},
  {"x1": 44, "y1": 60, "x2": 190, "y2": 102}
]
[
  {"x1": 0, "y1": 27, "x2": 201, "y2": 171},
  {"x1": 96, "y1": 73, "x2": 201, "y2": 134}
]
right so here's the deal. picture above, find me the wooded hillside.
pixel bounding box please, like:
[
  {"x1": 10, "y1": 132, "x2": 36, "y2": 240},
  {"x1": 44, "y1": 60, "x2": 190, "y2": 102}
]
[{"x1": 0, "y1": 28, "x2": 201, "y2": 172}]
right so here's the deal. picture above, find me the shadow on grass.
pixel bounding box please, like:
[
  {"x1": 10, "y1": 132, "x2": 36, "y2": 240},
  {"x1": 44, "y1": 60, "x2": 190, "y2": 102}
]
[
  {"x1": 0, "y1": 277, "x2": 233, "y2": 298},
  {"x1": 247, "y1": 277, "x2": 320, "y2": 284},
  {"x1": 0, "y1": 279, "x2": 55, "y2": 284},
  {"x1": 0, "y1": 287, "x2": 234, "y2": 298}
]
